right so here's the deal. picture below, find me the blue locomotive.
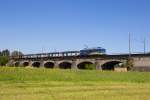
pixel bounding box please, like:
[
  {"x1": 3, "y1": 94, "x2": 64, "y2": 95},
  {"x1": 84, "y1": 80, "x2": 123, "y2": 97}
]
[{"x1": 80, "y1": 47, "x2": 106, "y2": 55}]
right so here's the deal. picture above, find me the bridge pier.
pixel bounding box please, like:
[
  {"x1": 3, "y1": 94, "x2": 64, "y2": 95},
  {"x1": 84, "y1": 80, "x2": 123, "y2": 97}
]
[
  {"x1": 71, "y1": 60, "x2": 78, "y2": 69},
  {"x1": 40, "y1": 61, "x2": 44, "y2": 68},
  {"x1": 29, "y1": 61, "x2": 33, "y2": 68},
  {"x1": 19, "y1": 61, "x2": 23, "y2": 67},
  {"x1": 95, "y1": 60, "x2": 102, "y2": 70},
  {"x1": 54, "y1": 61, "x2": 59, "y2": 69}
]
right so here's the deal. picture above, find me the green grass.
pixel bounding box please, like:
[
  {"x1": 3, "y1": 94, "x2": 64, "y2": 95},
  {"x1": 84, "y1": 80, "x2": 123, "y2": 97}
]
[{"x1": 0, "y1": 67, "x2": 150, "y2": 100}]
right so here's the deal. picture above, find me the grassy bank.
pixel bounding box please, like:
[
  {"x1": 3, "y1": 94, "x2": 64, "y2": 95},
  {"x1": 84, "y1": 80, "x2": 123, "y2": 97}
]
[{"x1": 0, "y1": 67, "x2": 150, "y2": 100}]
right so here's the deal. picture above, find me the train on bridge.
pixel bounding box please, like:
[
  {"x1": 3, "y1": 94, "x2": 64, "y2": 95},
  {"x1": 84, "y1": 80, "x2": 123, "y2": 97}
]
[
  {"x1": 80, "y1": 47, "x2": 106, "y2": 55},
  {"x1": 12, "y1": 47, "x2": 106, "y2": 59}
]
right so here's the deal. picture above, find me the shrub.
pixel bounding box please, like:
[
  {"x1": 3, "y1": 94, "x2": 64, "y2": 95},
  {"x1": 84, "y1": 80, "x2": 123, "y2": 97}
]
[
  {"x1": 85, "y1": 64, "x2": 96, "y2": 70},
  {"x1": 126, "y1": 58, "x2": 134, "y2": 70},
  {"x1": 0, "y1": 56, "x2": 9, "y2": 66}
]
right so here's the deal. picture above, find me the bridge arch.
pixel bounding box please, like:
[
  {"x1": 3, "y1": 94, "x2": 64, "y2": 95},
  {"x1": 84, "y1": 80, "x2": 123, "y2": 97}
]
[
  {"x1": 101, "y1": 60, "x2": 123, "y2": 70},
  {"x1": 59, "y1": 62, "x2": 72, "y2": 69},
  {"x1": 77, "y1": 61, "x2": 95, "y2": 69},
  {"x1": 44, "y1": 62, "x2": 54, "y2": 68},
  {"x1": 23, "y1": 62, "x2": 29, "y2": 67},
  {"x1": 32, "y1": 62, "x2": 40, "y2": 68},
  {"x1": 14, "y1": 62, "x2": 20, "y2": 67}
]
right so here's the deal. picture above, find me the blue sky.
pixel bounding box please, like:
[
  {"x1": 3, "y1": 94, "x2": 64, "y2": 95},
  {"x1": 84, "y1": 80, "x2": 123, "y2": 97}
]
[{"x1": 0, "y1": 0, "x2": 150, "y2": 54}]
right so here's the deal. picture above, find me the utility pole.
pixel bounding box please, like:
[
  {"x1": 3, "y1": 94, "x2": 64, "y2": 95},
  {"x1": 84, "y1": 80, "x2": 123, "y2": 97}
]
[
  {"x1": 129, "y1": 32, "x2": 131, "y2": 58},
  {"x1": 41, "y1": 46, "x2": 44, "y2": 67},
  {"x1": 127, "y1": 33, "x2": 133, "y2": 70},
  {"x1": 41, "y1": 45, "x2": 44, "y2": 59},
  {"x1": 18, "y1": 49, "x2": 20, "y2": 58},
  {"x1": 42, "y1": 46, "x2": 44, "y2": 54},
  {"x1": 143, "y1": 37, "x2": 146, "y2": 54}
]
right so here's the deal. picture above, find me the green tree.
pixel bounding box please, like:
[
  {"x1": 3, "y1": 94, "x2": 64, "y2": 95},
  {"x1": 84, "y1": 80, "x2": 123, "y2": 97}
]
[
  {"x1": 126, "y1": 58, "x2": 134, "y2": 71},
  {"x1": 0, "y1": 49, "x2": 10, "y2": 66},
  {"x1": 11, "y1": 50, "x2": 23, "y2": 57},
  {"x1": 1, "y1": 49, "x2": 10, "y2": 57},
  {"x1": 0, "y1": 56, "x2": 9, "y2": 66},
  {"x1": 85, "y1": 64, "x2": 96, "y2": 70}
]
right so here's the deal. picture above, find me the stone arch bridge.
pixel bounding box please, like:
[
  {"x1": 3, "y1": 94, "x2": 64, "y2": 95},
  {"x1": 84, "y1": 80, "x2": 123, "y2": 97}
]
[{"x1": 10, "y1": 53, "x2": 150, "y2": 71}]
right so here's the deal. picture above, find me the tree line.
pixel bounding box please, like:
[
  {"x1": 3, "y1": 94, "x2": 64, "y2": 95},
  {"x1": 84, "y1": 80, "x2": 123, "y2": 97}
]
[{"x1": 0, "y1": 49, "x2": 23, "y2": 66}]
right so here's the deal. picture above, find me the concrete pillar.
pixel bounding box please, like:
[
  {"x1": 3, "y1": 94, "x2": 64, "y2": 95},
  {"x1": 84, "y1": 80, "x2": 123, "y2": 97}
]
[
  {"x1": 7, "y1": 60, "x2": 15, "y2": 67},
  {"x1": 71, "y1": 60, "x2": 78, "y2": 69},
  {"x1": 20, "y1": 61, "x2": 24, "y2": 67},
  {"x1": 95, "y1": 60, "x2": 102, "y2": 70},
  {"x1": 40, "y1": 61, "x2": 44, "y2": 68},
  {"x1": 28, "y1": 61, "x2": 33, "y2": 68},
  {"x1": 54, "y1": 61, "x2": 59, "y2": 69}
]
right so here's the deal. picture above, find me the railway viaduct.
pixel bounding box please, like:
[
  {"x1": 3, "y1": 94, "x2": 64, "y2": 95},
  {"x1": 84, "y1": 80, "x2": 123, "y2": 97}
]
[{"x1": 9, "y1": 52, "x2": 150, "y2": 71}]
